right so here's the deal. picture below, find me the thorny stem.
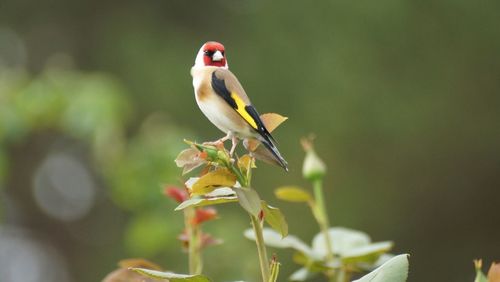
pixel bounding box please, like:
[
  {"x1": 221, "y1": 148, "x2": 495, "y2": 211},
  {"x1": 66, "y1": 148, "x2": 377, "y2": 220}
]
[{"x1": 185, "y1": 207, "x2": 202, "y2": 274}]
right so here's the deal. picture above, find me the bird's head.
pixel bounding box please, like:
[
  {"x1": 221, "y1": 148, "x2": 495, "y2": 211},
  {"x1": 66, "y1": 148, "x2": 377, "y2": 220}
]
[{"x1": 194, "y1": 41, "x2": 228, "y2": 68}]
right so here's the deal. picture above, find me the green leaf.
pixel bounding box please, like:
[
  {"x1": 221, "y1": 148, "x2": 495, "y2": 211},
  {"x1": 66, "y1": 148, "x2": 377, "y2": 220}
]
[
  {"x1": 261, "y1": 201, "x2": 288, "y2": 237},
  {"x1": 356, "y1": 254, "x2": 396, "y2": 272},
  {"x1": 289, "y1": 267, "x2": 313, "y2": 281},
  {"x1": 244, "y1": 228, "x2": 313, "y2": 256},
  {"x1": 312, "y1": 227, "x2": 370, "y2": 258},
  {"x1": 274, "y1": 186, "x2": 313, "y2": 203},
  {"x1": 174, "y1": 188, "x2": 237, "y2": 211},
  {"x1": 234, "y1": 187, "x2": 262, "y2": 217},
  {"x1": 352, "y1": 254, "x2": 409, "y2": 282},
  {"x1": 342, "y1": 241, "x2": 394, "y2": 264},
  {"x1": 174, "y1": 196, "x2": 238, "y2": 210},
  {"x1": 292, "y1": 251, "x2": 309, "y2": 266},
  {"x1": 292, "y1": 252, "x2": 335, "y2": 273},
  {"x1": 175, "y1": 198, "x2": 204, "y2": 210},
  {"x1": 191, "y1": 169, "x2": 236, "y2": 196},
  {"x1": 130, "y1": 268, "x2": 211, "y2": 281},
  {"x1": 269, "y1": 258, "x2": 280, "y2": 282}
]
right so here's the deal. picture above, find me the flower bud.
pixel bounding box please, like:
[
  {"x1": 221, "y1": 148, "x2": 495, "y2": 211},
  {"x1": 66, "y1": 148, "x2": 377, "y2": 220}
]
[
  {"x1": 301, "y1": 138, "x2": 326, "y2": 181},
  {"x1": 194, "y1": 144, "x2": 219, "y2": 162},
  {"x1": 193, "y1": 143, "x2": 231, "y2": 165},
  {"x1": 216, "y1": 150, "x2": 231, "y2": 164}
]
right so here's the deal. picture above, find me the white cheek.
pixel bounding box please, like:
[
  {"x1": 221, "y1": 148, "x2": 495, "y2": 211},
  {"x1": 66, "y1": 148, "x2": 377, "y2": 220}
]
[{"x1": 194, "y1": 49, "x2": 206, "y2": 67}]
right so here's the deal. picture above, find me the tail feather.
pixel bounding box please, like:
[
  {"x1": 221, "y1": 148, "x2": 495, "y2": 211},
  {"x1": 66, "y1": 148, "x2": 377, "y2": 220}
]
[{"x1": 259, "y1": 134, "x2": 288, "y2": 171}]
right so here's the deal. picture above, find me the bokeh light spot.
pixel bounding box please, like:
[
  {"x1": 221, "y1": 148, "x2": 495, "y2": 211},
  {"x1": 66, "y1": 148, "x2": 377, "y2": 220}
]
[
  {"x1": 0, "y1": 226, "x2": 72, "y2": 282},
  {"x1": 33, "y1": 152, "x2": 96, "y2": 222}
]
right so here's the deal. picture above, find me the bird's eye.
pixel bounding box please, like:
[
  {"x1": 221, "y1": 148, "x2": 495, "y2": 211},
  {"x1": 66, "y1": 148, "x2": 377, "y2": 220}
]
[{"x1": 204, "y1": 50, "x2": 214, "y2": 56}]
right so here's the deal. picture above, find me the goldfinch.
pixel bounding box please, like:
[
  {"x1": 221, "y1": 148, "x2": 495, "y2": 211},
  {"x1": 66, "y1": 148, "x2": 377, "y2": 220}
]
[{"x1": 190, "y1": 41, "x2": 288, "y2": 171}]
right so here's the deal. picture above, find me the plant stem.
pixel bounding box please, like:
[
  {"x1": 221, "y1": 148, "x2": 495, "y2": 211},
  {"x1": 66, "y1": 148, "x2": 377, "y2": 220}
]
[
  {"x1": 251, "y1": 214, "x2": 270, "y2": 282},
  {"x1": 343, "y1": 270, "x2": 352, "y2": 282},
  {"x1": 231, "y1": 158, "x2": 269, "y2": 281},
  {"x1": 185, "y1": 207, "x2": 202, "y2": 274},
  {"x1": 313, "y1": 179, "x2": 334, "y2": 261},
  {"x1": 312, "y1": 179, "x2": 335, "y2": 281},
  {"x1": 230, "y1": 165, "x2": 247, "y2": 186}
]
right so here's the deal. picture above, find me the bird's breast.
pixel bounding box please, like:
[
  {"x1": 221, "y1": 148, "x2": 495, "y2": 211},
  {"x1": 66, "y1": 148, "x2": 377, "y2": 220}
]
[{"x1": 195, "y1": 88, "x2": 252, "y2": 138}]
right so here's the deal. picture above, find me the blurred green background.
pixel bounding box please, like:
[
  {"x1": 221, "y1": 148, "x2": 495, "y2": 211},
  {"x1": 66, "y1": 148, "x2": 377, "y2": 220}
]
[{"x1": 1, "y1": 1, "x2": 499, "y2": 281}]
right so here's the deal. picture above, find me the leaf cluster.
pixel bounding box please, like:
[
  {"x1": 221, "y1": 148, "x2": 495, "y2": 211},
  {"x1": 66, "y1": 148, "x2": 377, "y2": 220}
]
[
  {"x1": 130, "y1": 114, "x2": 289, "y2": 281},
  {"x1": 175, "y1": 140, "x2": 288, "y2": 238},
  {"x1": 245, "y1": 139, "x2": 410, "y2": 282}
]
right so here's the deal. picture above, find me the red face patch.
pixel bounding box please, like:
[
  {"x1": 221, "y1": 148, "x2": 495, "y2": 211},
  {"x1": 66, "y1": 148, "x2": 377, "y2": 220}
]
[{"x1": 202, "y1": 41, "x2": 226, "y2": 67}]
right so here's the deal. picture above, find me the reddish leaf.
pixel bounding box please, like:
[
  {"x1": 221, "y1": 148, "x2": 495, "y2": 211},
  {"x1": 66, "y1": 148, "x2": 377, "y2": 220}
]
[
  {"x1": 118, "y1": 258, "x2": 163, "y2": 270},
  {"x1": 178, "y1": 230, "x2": 222, "y2": 250},
  {"x1": 175, "y1": 148, "x2": 199, "y2": 167},
  {"x1": 103, "y1": 258, "x2": 162, "y2": 282},
  {"x1": 164, "y1": 186, "x2": 189, "y2": 203},
  {"x1": 175, "y1": 147, "x2": 205, "y2": 174},
  {"x1": 200, "y1": 232, "x2": 223, "y2": 249},
  {"x1": 192, "y1": 208, "x2": 218, "y2": 225},
  {"x1": 103, "y1": 268, "x2": 158, "y2": 282},
  {"x1": 488, "y1": 262, "x2": 500, "y2": 282},
  {"x1": 243, "y1": 138, "x2": 260, "y2": 152},
  {"x1": 260, "y1": 113, "x2": 288, "y2": 133},
  {"x1": 242, "y1": 113, "x2": 286, "y2": 154}
]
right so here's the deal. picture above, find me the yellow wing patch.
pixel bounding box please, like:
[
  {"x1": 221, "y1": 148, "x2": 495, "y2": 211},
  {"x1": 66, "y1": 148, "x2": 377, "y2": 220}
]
[{"x1": 230, "y1": 92, "x2": 258, "y2": 129}]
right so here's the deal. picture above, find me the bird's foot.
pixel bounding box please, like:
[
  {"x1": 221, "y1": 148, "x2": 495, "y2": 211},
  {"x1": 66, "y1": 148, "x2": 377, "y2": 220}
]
[
  {"x1": 203, "y1": 140, "x2": 224, "y2": 147},
  {"x1": 203, "y1": 134, "x2": 231, "y2": 148},
  {"x1": 229, "y1": 136, "x2": 239, "y2": 156}
]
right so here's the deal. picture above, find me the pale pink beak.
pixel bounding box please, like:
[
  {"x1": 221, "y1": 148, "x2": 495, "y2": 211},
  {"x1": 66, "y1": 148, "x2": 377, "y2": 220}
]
[{"x1": 212, "y1": 50, "x2": 224, "y2": 61}]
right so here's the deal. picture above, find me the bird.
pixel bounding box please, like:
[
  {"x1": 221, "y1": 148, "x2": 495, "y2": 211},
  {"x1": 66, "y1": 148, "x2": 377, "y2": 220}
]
[{"x1": 190, "y1": 41, "x2": 288, "y2": 171}]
